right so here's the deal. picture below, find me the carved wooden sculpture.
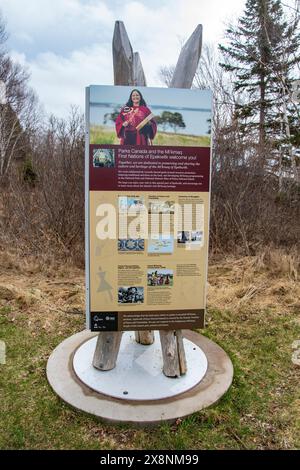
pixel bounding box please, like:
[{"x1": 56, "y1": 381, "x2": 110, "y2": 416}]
[{"x1": 93, "y1": 20, "x2": 203, "y2": 377}]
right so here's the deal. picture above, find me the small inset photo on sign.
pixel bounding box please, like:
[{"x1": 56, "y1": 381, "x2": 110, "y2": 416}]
[
  {"x1": 186, "y1": 231, "x2": 204, "y2": 250},
  {"x1": 177, "y1": 231, "x2": 204, "y2": 249},
  {"x1": 191, "y1": 231, "x2": 203, "y2": 243},
  {"x1": 177, "y1": 231, "x2": 190, "y2": 244},
  {"x1": 118, "y1": 196, "x2": 145, "y2": 213},
  {"x1": 147, "y1": 269, "x2": 173, "y2": 287},
  {"x1": 148, "y1": 200, "x2": 175, "y2": 214},
  {"x1": 93, "y1": 148, "x2": 115, "y2": 168},
  {"x1": 148, "y1": 235, "x2": 174, "y2": 254},
  {"x1": 118, "y1": 286, "x2": 144, "y2": 304},
  {"x1": 118, "y1": 239, "x2": 145, "y2": 251}
]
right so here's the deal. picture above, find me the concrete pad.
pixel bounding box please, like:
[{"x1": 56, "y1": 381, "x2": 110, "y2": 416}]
[
  {"x1": 73, "y1": 332, "x2": 208, "y2": 400},
  {"x1": 47, "y1": 330, "x2": 233, "y2": 425}
]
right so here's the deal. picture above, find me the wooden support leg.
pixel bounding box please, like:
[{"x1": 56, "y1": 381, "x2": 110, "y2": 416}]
[
  {"x1": 135, "y1": 330, "x2": 155, "y2": 345},
  {"x1": 93, "y1": 331, "x2": 123, "y2": 371},
  {"x1": 159, "y1": 330, "x2": 187, "y2": 377}
]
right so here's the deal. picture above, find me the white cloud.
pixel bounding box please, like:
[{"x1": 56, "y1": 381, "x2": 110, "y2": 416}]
[
  {"x1": 1, "y1": 0, "x2": 114, "y2": 31},
  {"x1": 14, "y1": 45, "x2": 113, "y2": 117},
  {"x1": 2, "y1": 0, "x2": 249, "y2": 117}
]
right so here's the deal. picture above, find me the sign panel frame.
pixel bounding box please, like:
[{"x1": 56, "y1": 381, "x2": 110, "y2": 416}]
[{"x1": 85, "y1": 85, "x2": 213, "y2": 332}]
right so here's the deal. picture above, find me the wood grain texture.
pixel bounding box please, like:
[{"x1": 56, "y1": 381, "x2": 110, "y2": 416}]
[
  {"x1": 170, "y1": 24, "x2": 203, "y2": 89},
  {"x1": 159, "y1": 331, "x2": 180, "y2": 377},
  {"x1": 113, "y1": 21, "x2": 134, "y2": 86},
  {"x1": 135, "y1": 330, "x2": 155, "y2": 345},
  {"x1": 92, "y1": 331, "x2": 123, "y2": 371},
  {"x1": 133, "y1": 52, "x2": 147, "y2": 87}
]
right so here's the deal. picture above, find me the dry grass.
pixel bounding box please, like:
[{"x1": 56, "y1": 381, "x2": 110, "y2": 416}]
[
  {"x1": 3, "y1": 246, "x2": 298, "y2": 324},
  {"x1": 208, "y1": 248, "x2": 300, "y2": 316},
  {"x1": 0, "y1": 248, "x2": 85, "y2": 333}
]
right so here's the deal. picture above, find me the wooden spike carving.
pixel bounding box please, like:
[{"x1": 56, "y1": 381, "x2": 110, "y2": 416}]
[
  {"x1": 170, "y1": 24, "x2": 203, "y2": 89},
  {"x1": 133, "y1": 52, "x2": 147, "y2": 87},
  {"x1": 113, "y1": 21, "x2": 134, "y2": 85}
]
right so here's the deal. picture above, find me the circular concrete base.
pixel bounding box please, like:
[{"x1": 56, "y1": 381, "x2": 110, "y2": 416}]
[
  {"x1": 47, "y1": 330, "x2": 233, "y2": 425},
  {"x1": 73, "y1": 332, "x2": 208, "y2": 400}
]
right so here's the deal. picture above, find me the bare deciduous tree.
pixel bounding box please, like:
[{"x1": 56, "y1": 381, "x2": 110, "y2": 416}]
[{"x1": 0, "y1": 13, "x2": 39, "y2": 180}]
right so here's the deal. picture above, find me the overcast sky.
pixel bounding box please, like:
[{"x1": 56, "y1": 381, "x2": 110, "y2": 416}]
[{"x1": 0, "y1": 0, "x2": 297, "y2": 118}]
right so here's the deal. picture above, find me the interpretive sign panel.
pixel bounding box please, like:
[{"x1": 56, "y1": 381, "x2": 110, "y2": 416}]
[{"x1": 85, "y1": 85, "x2": 212, "y2": 331}]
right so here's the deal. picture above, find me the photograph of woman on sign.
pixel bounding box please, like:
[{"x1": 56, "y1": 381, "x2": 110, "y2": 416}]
[{"x1": 115, "y1": 89, "x2": 157, "y2": 145}]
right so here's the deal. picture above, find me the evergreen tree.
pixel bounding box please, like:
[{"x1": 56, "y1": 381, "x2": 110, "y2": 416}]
[{"x1": 219, "y1": 0, "x2": 300, "y2": 155}]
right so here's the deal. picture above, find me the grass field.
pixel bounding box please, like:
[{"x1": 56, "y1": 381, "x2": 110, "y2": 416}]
[
  {"x1": 90, "y1": 125, "x2": 210, "y2": 147},
  {"x1": 0, "y1": 249, "x2": 299, "y2": 449}
]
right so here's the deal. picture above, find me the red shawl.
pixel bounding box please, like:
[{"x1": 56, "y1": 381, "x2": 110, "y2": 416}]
[{"x1": 115, "y1": 105, "x2": 157, "y2": 145}]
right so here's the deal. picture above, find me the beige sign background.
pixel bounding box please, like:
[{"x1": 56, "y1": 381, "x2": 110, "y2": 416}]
[{"x1": 89, "y1": 191, "x2": 209, "y2": 318}]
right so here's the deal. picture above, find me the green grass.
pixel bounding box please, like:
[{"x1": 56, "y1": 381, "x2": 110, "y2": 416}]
[
  {"x1": 1, "y1": 299, "x2": 299, "y2": 450},
  {"x1": 155, "y1": 132, "x2": 210, "y2": 147},
  {"x1": 90, "y1": 125, "x2": 210, "y2": 147},
  {"x1": 90, "y1": 126, "x2": 118, "y2": 145}
]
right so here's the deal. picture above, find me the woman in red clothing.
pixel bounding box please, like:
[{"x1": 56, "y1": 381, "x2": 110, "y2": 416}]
[{"x1": 115, "y1": 89, "x2": 157, "y2": 145}]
